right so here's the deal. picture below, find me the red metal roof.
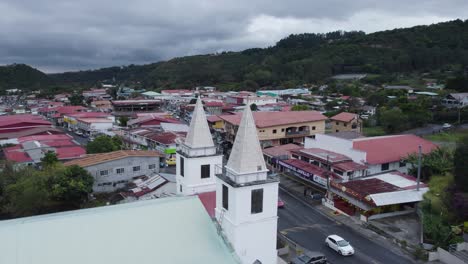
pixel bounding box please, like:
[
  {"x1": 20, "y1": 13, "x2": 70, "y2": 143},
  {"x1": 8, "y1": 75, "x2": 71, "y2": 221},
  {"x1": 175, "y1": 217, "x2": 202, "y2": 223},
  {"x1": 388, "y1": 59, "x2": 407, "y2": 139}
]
[
  {"x1": 3, "y1": 145, "x2": 31, "y2": 162},
  {"x1": 197, "y1": 191, "x2": 216, "y2": 218},
  {"x1": 294, "y1": 148, "x2": 351, "y2": 163},
  {"x1": 219, "y1": 111, "x2": 327, "y2": 128},
  {"x1": 147, "y1": 132, "x2": 186, "y2": 145},
  {"x1": 206, "y1": 115, "x2": 222, "y2": 122},
  {"x1": 353, "y1": 135, "x2": 438, "y2": 165},
  {"x1": 55, "y1": 106, "x2": 87, "y2": 115},
  {"x1": 263, "y1": 144, "x2": 303, "y2": 157},
  {"x1": 333, "y1": 161, "x2": 368, "y2": 171},
  {"x1": 330, "y1": 112, "x2": 358, "y2": 123},
  {"x1": 56, "y1": 147, "x2": 86, "y2": 159},
  {"x1": 0, "y1": 114, "x2": 50, "y2": 128},
  {"x1": 280, "y1": 159, "x2": 340, "y2": 180},
  {"x1": 204, "y1": 101, "x2": 224, "y2": 107}
]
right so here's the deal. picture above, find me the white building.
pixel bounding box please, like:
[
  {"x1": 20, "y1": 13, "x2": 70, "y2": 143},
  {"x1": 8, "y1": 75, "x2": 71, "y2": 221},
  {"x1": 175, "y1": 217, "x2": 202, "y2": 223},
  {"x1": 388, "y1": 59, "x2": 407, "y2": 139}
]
[
  {"x1": 176, "y1": 97, "x2": 223, "y2": 195},
  {"x1": 243, "y1": 96, "x2": 277, "y2": 106},
  {"x1": 64, "y1": 150, "x2": 163, "y2": 193},
  {"x1": 305, "y1": 134, "x2": 438, "y2": 176},
  {"x1": 215, "y1": 105, "x2": 279, "y2": 264}
]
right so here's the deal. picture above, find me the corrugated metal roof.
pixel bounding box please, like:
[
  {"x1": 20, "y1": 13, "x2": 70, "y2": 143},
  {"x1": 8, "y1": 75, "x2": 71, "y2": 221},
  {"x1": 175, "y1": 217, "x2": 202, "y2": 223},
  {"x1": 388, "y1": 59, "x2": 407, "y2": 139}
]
[{"x1": 370, "y1": 189, "x2": 428, "y2": 206}]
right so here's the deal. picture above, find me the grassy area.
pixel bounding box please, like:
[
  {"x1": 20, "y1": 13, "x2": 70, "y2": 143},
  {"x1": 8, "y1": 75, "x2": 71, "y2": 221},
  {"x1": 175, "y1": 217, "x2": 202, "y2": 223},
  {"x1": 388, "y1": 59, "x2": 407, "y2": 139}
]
[
  {"x1": 424, "y1": 174, "x2": 454, "y2": 215},
  {"x1": 424, "y1": 129, "x2": 468, "y2": 143},
  {"x1": 363, "y1": 126, "x2": 386, "y2": 137}
]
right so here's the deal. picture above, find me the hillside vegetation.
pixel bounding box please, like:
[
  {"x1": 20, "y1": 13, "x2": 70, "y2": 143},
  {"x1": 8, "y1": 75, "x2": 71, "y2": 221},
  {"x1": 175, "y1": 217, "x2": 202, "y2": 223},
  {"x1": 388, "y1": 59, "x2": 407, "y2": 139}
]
[{"x1": 1, "y1": 19, "x2": 468, "y2": 91}]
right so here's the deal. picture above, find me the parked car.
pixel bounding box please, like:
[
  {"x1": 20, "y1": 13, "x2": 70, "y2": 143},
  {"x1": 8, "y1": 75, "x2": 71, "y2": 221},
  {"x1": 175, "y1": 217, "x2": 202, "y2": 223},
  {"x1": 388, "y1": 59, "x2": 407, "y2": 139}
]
[
  {"x1": 277, "y1": 198, "x2": 285, "y2": 208},
  {"x1": 75, "y1": 131, "x2": 83, "y2": 136},
  {"x1": 325, "y1": 235, "x2": 354, "y2": 256},
  {"x1": 166, "y1": 157, "x2": 176, "y2": 166},
  {"x1": 310, "y1": 193, "x2": 323, "y2": 200},
  {"x1": 290, "y1": 251, "x2": 327, "y2": 264}
]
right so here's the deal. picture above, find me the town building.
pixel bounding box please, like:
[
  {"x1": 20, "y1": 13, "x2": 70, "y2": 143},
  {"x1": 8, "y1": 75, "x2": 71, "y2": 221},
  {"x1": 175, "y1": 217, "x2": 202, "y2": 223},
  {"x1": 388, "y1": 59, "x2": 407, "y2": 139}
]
[
  {"x1": 3, "y1": 134, "x2": 86, "y2": 166},
  {"x1": 442, "y1": 93, "x2": 468, "y2": 108},
  {"x1": 329, "y1": 112, "x2": 362, "y2": 133},
  {"x1": 220, "y1": 111, "x2": 327, "y2": 147},
  {"x1": 215, "y1": 104, "x2": 279, "y2": 264},
  {"x1": 90, "y1": 100, "x2": 112, "y2": 112},
  {"x1": 327, "y1": 171, "x2": 428, "y2": 221},
  {"x1": 111, "y1": 100, "x2": 162, "y2": 113},
  {"x1": 63, "y1": 112, "x2": 114, "y2": 132},
  {"x1": 256, "y1": 88, "x2": 311, "y2": 97},
  {"x1": 176, "y1": 98, "x2": 223, "y2": 195},
  {"x1": 64, "y1": 150, "x2": 163, "y2": 193},
  {"x1": 305, "y1": 134, "x2": 437, "y2": 175}
]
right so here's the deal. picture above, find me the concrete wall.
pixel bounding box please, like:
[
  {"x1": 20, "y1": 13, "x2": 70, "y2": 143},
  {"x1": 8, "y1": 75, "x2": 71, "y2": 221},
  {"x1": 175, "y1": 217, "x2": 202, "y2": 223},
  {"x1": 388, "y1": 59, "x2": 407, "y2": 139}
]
[
  {"x1": 368, "y1": 161, "x2": 409, "y2": 175},
  {"x1": 176, "y1": 153, "x2": 223, "y2": 196},
  {"x1": 436, "y1": 247, "x2": 466, "y2": 264},
  {"x1": 215, "y1": 178, "x2": 279, "y2": 264},
  {"x1": 367, "y1": 209, "x2": 415, "y2": 221},
  {"x1": 85, "y1": 156, "x2": 160, "y2": 193},
  {"x1": 330, "y1": 120, "x2": 361, "y2": 133}
]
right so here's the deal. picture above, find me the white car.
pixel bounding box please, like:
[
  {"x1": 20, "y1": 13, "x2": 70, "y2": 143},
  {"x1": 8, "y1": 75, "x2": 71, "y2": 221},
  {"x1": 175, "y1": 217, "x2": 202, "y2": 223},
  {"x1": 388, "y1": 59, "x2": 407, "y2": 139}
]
[
  {"x1": 442, "y1": 123, "x2": 452, "y2": 129},
  {"x1": 325, "y1": 235, "x2": 354, "y2": 256}
]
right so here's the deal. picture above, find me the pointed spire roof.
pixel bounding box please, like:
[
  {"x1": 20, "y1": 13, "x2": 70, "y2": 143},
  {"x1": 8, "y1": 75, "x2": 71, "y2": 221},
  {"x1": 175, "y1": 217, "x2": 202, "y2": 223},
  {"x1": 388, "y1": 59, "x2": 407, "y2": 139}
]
[
  {"x1": 226, "y1": 105, "x2": 267, "y2": 175},
  {"x1": 184, "y1": 97, "x2": 215, "y2": 149}
]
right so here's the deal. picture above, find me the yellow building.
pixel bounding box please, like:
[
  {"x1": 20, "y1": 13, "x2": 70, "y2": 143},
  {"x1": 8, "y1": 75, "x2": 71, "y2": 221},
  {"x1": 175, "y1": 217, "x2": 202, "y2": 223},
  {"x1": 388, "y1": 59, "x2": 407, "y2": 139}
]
[
  {"x1": 329, "y1": 112, "x2": 362, "y2": 133},
  {"x1": 207, "y1": 115, "x2": 225, "y2": 130},
  {"x1": 220, "y1": 111, "x2": 327, "y2": 148}
]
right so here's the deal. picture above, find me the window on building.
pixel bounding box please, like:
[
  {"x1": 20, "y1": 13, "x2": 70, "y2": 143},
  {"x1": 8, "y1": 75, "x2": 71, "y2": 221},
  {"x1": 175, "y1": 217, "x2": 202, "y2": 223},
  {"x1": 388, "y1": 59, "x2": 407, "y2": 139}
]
[
  {"x1": 336, "y1": 122, "x2": 339, "y2": 125},
  {"x1": 312, "y1": 126, "x2": 316, "y2": 130},
  {"x1": 300, "y1": 156, "x2": 310, "y2": 163},
  {"x1": 292, "y1": 154, "x2": 299, "y2": 159},
  {"x1": 273, "y1": 129, "x2": 277, "y2": 134},
  {"x1": 180, "y1": 185, "x2": 182, "y2": 193},
  {"x1": 381, "y1": 163, "x2": 390, "y2": 171},
  {"x1": 133, "y1": 166, "x2": 140, "y2": 172},
  {"x1": 100, "y1": 170, "x2": 108, "y2": 176},
  {"x1": 148, "y1": 164, "x2": 156, "y2": 170},
  {"x1": 201, "y1": 164, "x2": 210, "y2": 178},
  {"x1": 116, "y1": 168, "x2": 125, "y2": 174},
  {"x1": 180, "y1": 156, "x2": 184, "y2": 177},
  {"x1": 336, "y1": 130, "x2": 339, "y2": 132},
  {"x1": 344, "y1": 123, "x2": 347, "y2": 127},
  {"x1": 281, "y1": 128, "x2": 285, "y2": 132},
  {"x1": 334, "y1": 170, "x2": 344, "y2": 176},
  {"x1": 222, "y1": 185, "x2": 229, "y2": 210},
  {"x1": 251, "y1": 189, "x2": 263, "y2": 214},
  {"x1": 399, "y1": 161, "x2": 406, "y2": 167}
]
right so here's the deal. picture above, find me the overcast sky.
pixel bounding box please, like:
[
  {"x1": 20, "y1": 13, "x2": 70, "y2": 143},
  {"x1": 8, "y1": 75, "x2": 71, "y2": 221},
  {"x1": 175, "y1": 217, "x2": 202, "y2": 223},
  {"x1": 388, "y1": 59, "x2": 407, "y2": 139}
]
[{"x1": 0, "y1": 1, "x2": 466, "y2": 73}]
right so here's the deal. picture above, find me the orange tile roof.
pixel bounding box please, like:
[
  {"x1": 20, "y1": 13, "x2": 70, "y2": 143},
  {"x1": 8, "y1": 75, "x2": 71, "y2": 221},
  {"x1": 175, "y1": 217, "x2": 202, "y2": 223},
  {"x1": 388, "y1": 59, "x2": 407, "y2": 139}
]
[
  {"x1": 330, "y1": 112, "x2": 358, "y2": 123},
  {"x1": 219, "y1": 111, "x2": 326, "y2": 128},
  {"x1": 63, "y1": 150, "x2": 163, "y2": 168}
]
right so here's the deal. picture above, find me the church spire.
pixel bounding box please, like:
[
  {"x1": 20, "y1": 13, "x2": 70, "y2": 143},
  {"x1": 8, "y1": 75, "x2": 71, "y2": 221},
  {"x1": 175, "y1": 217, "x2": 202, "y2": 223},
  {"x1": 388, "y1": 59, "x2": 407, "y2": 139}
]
[
  {"x1": 184, "y1": 97, "x2": 215, "y2": 149},
  {"x1": 226, "y1": 104, "x2": 267, "y2": 175}
]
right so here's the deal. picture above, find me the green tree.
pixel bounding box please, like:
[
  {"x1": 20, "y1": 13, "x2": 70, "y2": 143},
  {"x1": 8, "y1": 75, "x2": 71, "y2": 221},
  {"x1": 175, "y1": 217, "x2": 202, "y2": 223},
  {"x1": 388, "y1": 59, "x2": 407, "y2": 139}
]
[
  {"x1": 454, "y1": 135, "x2": 468, "y2": 192},
  {"x1": 291, "y1": 105, "x2": 310, "y2": 111},
  {"x1": 86, "y1": 135, "x2": 123, "y2": 154},
  {"x1": 379, "y1": 107, "x2": 408, "y2": 133},
  {"x1": 118, "y1": 116, "x2": 129, "y2": 127},
  {"x1": 407, "y1": 147, "x2": 454, "y2": 180},
  {"x1": 69, "y1": 94, "x2": 84, "y2": 106},
  {"x1": 41, "y1": 151, "x2": 59, "y2": 167},
  {"x1": 47, "y1": 165, "x2": 94, "y2": 208},
  {"x1": 250, "y1": 103, "x2": 258, "y2": 111}
]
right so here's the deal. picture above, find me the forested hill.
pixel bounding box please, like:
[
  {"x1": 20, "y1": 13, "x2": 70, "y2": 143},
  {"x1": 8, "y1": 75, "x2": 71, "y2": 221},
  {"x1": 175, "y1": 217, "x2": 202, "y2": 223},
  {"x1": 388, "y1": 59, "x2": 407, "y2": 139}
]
[
  {"x1": 3, "y1": 19, "x2": 468, "y2": 92},
  {"x1": 0, "y1": 64, "x2": 52, "y2": 92}
]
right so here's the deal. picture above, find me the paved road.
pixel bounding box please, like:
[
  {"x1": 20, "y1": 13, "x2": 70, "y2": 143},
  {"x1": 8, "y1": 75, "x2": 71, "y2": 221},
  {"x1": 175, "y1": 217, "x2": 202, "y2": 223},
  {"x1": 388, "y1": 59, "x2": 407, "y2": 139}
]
[
  {"x1": 56, "y1": 126, "x2": 90, "y2": 146},
  {"x1": 278, "y1": 188, "x2": 415, "y2": 264}
]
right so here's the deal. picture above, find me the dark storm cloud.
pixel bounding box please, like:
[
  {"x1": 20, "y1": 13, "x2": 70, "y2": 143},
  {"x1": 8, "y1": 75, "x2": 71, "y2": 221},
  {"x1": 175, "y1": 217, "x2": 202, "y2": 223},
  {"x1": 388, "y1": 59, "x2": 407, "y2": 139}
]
[{"x1": 0, "y1": 0, "x2": 466, "y2": 72}]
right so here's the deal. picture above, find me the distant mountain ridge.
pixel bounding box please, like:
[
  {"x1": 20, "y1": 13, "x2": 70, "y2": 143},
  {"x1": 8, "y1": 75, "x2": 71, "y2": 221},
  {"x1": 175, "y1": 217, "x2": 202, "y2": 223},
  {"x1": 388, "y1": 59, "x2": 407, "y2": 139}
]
[{"x1": 1, "y1": 19, "x2": 468, "y2": 92}]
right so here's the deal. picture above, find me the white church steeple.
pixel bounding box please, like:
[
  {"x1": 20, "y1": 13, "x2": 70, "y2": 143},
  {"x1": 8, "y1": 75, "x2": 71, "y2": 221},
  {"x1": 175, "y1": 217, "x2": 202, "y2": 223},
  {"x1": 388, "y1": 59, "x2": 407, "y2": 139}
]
[
  {"x1": 215, "y1": 105, "x2": 279, "y2": 264},
  {"x1": 176, "y1": 97, "x2": 223, "y2": 196}
]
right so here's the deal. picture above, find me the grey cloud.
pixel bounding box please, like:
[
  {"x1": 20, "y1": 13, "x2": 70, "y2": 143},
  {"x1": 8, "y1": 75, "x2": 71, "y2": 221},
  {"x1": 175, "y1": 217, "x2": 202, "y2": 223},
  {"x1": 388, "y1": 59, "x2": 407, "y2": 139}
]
[{"x1": 0, "y1": 0, "x2": 466, "y2": 72}]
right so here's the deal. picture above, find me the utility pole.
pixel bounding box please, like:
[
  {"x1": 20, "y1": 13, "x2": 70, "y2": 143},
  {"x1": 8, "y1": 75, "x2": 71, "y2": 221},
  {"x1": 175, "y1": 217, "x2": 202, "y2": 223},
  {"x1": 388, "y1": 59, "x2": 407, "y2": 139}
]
[{"x1": 417, "y1": 145, "x2": 422, "y2": 191}]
